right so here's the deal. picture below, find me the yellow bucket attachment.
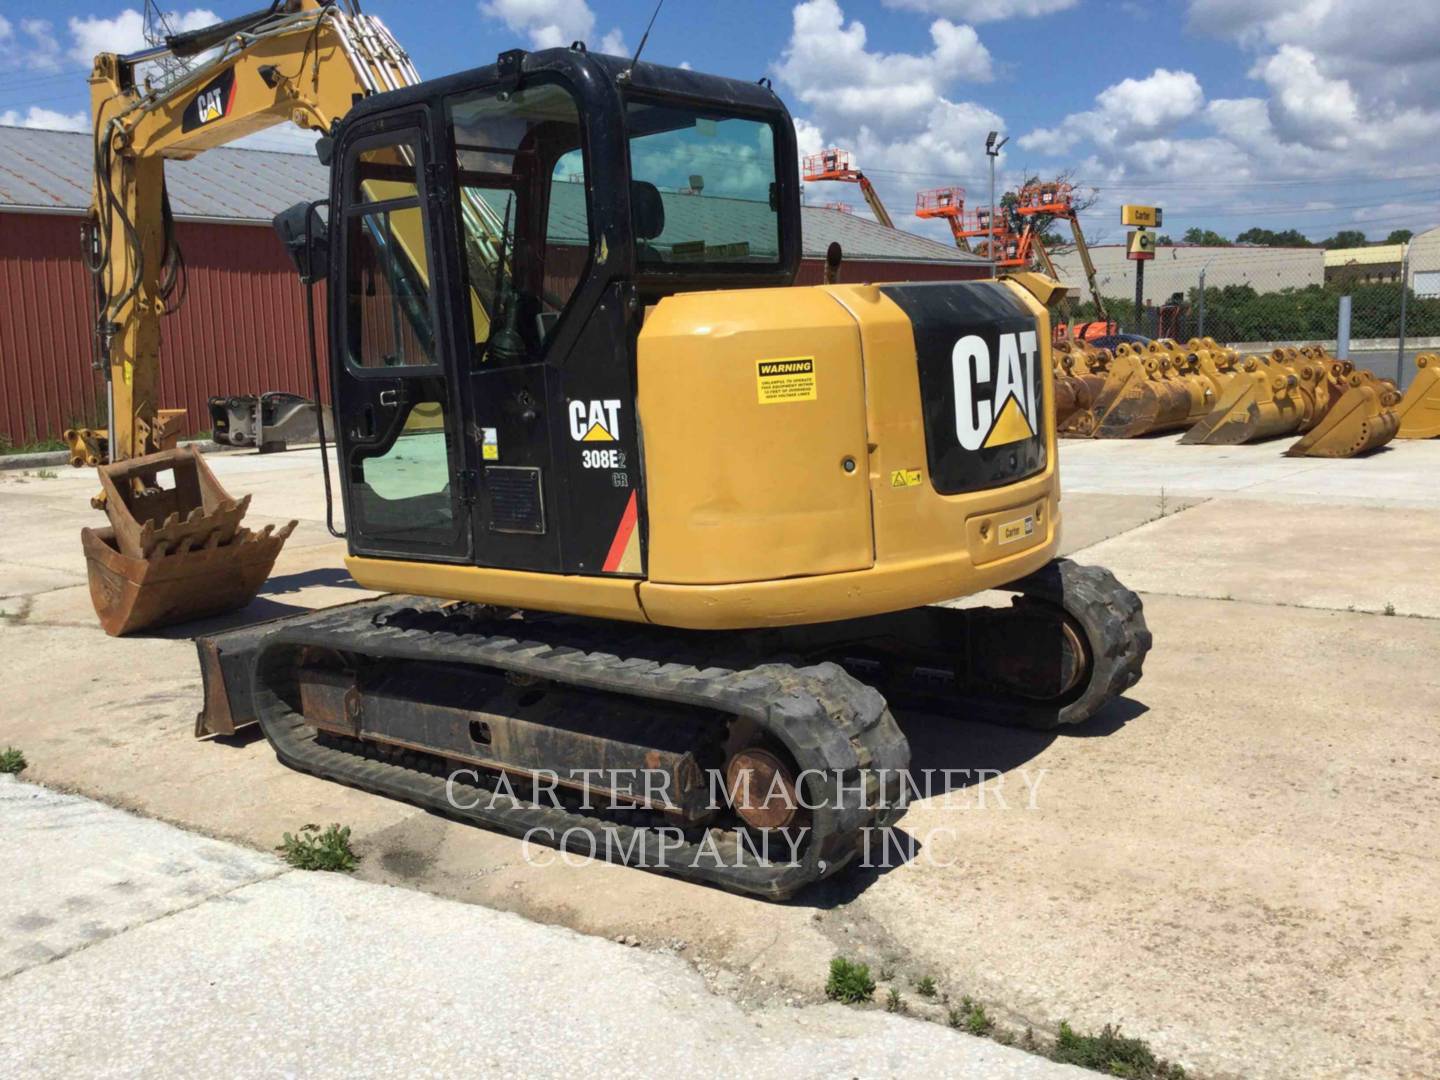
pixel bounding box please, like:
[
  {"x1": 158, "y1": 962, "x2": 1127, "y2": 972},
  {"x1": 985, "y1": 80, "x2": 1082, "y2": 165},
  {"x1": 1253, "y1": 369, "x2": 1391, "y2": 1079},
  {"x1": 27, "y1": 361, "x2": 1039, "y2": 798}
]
[
  {"x1": 1052, "y1": 341, "x2": 1109, "y2": 433},
  {"x1": 1395, "y1": 353, "x2": 1440, "y2": 438},
  {"x1": 1081, "y1": 344, "x2": 1200, "y2": 438},
  {"x1": 1147, "y1": 341, "x2": 1217, "y2": 424},
  {"x1": 1181, "y1": 355, "x2": 1309, "y2": 445},
  {"x1": 1285, "y1": 385, "x2": 1400, "y2": 458},
  {"x1": 82, "y1": 446, "x2": 296, "y2": 636}
]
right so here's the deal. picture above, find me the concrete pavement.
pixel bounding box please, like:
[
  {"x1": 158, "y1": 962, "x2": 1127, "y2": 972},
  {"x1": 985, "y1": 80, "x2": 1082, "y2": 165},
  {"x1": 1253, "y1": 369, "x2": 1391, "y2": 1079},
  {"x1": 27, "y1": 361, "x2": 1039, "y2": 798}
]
[
  {"x1": 3, "y1": 437, "x2": 1440, "y2": 1078},
  {"x1": 0, "y1": 778, "x2": 1085, "y2": 1079}
]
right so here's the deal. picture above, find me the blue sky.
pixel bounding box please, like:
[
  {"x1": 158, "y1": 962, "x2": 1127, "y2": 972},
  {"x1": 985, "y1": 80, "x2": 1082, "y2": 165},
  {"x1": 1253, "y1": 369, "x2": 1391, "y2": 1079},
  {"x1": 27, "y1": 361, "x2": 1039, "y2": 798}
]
[{"x1": 2, "y1": 0, "x2": 1436, "y2": 245}]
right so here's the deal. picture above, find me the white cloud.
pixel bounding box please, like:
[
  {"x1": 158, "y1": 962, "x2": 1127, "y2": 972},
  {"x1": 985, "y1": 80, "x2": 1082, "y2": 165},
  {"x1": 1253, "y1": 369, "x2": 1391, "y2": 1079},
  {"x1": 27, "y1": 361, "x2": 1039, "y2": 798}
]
[
  {"x1": 0, "y1": 106, "x2": 88, "y2": 131},
  {"x1": 0, "y1": 16, "x2": 64, "y2": 72},
  {"x1": 881, "y1": 0, "x2": 1078, "y2": 21},
  {"x1": 598, "y1": 28, "x2": 628, "y2": 56},
  {"x1": 773, "y1": 2, "x2": 1003, "y2": 238},
  {"x1": 776, "y1": 0, "x2": 991, "y2": 130},
  {"x1": 479, "y1": 0, "x2": 627, "y2": 54},
  {"x1": 1187, "y1": 0, "x2": 1440, "y2": 108},
  {"x1": 1021, "y1": 68, "x2": 1204, "y2": 156},
  {"x1": 69, "y1": 8, "x2": 216, "y2": 66}
]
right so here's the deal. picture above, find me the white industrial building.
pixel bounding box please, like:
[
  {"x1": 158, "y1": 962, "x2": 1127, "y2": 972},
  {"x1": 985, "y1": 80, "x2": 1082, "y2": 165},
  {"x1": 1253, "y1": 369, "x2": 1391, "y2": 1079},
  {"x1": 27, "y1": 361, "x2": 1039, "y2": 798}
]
[
  {"x1": 1405, "y1": 225, "x2": 1440, "y2": 297},
  {"x1": 1049, "y1": 243, "x2": 1324, "y2": 304}
]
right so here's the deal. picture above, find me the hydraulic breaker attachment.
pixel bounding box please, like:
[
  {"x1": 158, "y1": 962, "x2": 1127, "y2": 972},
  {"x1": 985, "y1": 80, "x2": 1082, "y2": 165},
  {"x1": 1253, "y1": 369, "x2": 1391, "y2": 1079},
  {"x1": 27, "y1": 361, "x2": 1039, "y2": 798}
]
[
  {"x1": 1078, "y1": 344, "x2": 1196, "y2": 438},
  {"x1": 82, "y1": 446, "x2": 296, "y2": 636},
  {"x1": 1181, "y1": 356, "x2": 1308, "y2": 445},
  {"x1": 1395, "y1": 354, "x2": 1440, "y2": 438},
  {"x1": 1285, "y1": 385, "x2": 1399, "y2": 458}
]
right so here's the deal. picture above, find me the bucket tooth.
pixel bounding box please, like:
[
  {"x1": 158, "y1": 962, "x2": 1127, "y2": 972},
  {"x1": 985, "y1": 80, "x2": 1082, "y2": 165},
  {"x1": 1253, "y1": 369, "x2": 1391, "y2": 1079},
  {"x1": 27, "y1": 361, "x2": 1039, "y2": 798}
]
[
  {"x1": 1395, "y1": 354, "x2": 1440, "y2": 438},
  {"x1": 1285, "y1": 385, "x2": 1399, "y2": 458},
  {"x1": 84, "y1": 446, "x2": 296, "y2": 636}
]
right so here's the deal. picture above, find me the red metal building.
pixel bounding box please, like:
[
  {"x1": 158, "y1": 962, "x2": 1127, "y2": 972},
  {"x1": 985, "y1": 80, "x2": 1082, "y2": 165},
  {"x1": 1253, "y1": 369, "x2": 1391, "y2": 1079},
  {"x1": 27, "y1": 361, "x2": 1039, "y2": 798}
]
[{"x1": 0, "y1": 126, "x2": 984, "y2": 445}]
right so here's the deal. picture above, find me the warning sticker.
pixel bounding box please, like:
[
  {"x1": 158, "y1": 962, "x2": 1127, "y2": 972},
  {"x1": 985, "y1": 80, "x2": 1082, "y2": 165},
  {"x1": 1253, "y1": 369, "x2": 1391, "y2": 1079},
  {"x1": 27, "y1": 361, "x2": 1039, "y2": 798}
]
[
  {"x1": 998, "y1": 514, "x2": 1036, "y2": 545},
  {"x1": 481, "y1": 427, "x2": 499, "y2": 461},
  {"x1": 756, "y1": 357, "x2": 817, "y2": 404},
  {"x1": 890, "y1": 468, "x2": 922, "y2": 488}
]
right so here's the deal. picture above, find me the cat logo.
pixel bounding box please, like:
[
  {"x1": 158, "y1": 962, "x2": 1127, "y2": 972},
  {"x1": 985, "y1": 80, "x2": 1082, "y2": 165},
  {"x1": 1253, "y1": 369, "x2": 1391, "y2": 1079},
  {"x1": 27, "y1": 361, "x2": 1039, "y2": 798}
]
[
  {"x1": 951, "y1": 330, "x2": 1041, "y2": 451},
  {"x1": 197, "y1": 87, "x2": 225, "y2": 123},
  {"x1": 568, "y1": 398, "x2": 621, "y2": 442},
  {"x1": 181, "y1": 70, "x2": 236, "y2": 132}
]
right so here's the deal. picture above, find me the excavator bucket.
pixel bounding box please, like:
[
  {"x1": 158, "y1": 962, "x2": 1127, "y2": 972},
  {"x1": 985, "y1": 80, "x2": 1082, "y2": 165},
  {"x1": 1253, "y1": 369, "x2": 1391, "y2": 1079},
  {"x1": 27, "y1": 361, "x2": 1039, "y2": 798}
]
[
  {"x1": 82, "y1": 447, "x2": 296, "y2": 636},
  {"x1": 1285, "y1": 385, "x2": 1399, "y2": 458},
  {"x1": 1052, "y1": 340, "x2": 1109, "y2": 432},
  {"x1": 1395, "y1": 354, "x2": 1440, "y2": 438},
  {"x1": 1079, "y1": 344, "x2": 1196, "y2": 438},
  {"x1": 1181, "y1": 356, "x2": 1307, "y2": 445}
]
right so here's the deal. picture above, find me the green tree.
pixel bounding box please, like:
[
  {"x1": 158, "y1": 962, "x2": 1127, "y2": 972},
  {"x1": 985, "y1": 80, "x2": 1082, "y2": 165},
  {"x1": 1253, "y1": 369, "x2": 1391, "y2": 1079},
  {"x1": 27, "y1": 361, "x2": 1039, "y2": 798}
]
[
  {"x1": 1323, "y1": 229, "x2": 1368, "y2": 249},
  {"x1": 1386, "y1": 229, "x2": 1413, "y2": 244},
  {"x1": 1236, "y1": 227, "x2": 1315, "y2": 247},
  {"x1": 1182, "y1": 227, "x2": 1229, "y2": 246},
  {"x1": 1157, "y1": 234, "x2": 1173, "y2": 246}
]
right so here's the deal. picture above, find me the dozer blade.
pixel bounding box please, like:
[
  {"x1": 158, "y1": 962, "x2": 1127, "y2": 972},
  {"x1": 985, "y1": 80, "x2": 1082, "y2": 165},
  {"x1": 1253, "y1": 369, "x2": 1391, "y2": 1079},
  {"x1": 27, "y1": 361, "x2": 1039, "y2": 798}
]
[
  {"x1": 1284, "y1": 385, "x2": 1399, "y2": 458},
  {"x1": 1395, "y1": 354, "x2": 1440, "y2": 439},
  {"x1": 83, "y1": 446, "x2": 297, "y2": 636}
]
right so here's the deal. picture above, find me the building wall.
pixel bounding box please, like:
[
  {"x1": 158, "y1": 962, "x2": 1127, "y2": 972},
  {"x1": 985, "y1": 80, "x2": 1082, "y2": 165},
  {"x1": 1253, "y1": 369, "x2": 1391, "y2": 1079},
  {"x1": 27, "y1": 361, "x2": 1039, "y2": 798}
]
[
  {"x1": 1049, "y1": 244, "x2": 1324, "y2": 303},
  {"x1": 0, "y1": 210, "x2": 983, "y2": 443},
  {"x1": 0, "y1": 212, "x2": 323, "y2": 444},
  {"x1": 1407, "y1": 226, "x2": 1440, "y2": 297}
]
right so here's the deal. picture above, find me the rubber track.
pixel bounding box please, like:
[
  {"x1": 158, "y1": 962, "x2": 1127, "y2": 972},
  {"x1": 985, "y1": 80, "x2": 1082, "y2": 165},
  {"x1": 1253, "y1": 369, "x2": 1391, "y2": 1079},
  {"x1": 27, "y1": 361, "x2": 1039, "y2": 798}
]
[
  {"x1": 1003, "y1": 558, "x2": 1151, "y2": 729},
  {"x1": 869, "y1": 559, "x2": 1151, "y2": 730},
  {"x1": 250, "y1": 601, "x2": 909, "y2": 901}
]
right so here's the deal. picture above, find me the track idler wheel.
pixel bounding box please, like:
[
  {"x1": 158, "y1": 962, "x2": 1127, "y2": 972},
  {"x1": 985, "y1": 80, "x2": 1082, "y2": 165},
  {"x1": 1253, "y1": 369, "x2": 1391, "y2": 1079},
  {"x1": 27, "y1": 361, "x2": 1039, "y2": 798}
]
[{"x1": 725, "y1": 747, "x2": 802, "y2": 829}]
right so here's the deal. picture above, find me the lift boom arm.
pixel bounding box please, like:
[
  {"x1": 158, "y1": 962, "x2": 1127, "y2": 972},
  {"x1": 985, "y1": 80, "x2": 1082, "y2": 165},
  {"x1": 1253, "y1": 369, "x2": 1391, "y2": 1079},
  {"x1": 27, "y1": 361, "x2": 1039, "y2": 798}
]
[{"x1": 85, "y1": 0, "x2": 418, "y2": 462}]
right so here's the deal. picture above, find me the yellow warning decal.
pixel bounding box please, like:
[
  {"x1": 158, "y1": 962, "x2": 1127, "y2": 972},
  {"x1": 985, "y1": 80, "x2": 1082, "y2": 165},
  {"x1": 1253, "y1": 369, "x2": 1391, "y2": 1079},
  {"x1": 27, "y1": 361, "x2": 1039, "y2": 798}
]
[
  {"x1": 890, "y1": 468, "x2": 922, "y2": 488},
  {"x1": 581, "y1": 421, "x2": 615, "y2": 442},
  {"x1": 756, "y1": 357, "x2": 817, "y2": 404},
  {"x1": 983, "y1": 395, "x2": 1036, "y2": 449},
  {"x1": 998, "y1": 514, "x2": 1036, "y2": 545}
]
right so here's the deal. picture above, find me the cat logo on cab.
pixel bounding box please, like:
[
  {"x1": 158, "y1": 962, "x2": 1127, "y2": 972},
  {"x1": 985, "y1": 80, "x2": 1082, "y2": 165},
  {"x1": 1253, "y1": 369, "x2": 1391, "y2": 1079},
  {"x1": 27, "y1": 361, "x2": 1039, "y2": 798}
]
[{"x1": 952, "y1": 331, "x2": 1041, "y2": 451}]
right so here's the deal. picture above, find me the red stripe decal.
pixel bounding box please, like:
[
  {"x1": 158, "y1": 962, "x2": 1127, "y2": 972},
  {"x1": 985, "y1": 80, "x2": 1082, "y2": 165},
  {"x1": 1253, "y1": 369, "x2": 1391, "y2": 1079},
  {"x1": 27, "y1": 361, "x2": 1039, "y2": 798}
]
[{"x1": 601, "y1": 491, "x2": 639, "y2": 573}]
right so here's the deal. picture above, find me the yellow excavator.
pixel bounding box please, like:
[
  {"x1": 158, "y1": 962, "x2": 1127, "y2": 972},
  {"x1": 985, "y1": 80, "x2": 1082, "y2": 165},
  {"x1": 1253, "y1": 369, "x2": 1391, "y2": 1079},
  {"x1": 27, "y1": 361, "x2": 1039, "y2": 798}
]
[{"x1": 81, "y1": 1, "x2": 1150, "y2": 899}]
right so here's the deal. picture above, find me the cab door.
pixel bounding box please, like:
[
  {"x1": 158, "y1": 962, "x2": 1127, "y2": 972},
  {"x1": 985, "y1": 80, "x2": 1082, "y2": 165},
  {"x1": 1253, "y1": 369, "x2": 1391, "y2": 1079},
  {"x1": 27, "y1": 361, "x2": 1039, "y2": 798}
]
[{"x1": 331, "y1": 113, "x2": 471, "y2": 562}]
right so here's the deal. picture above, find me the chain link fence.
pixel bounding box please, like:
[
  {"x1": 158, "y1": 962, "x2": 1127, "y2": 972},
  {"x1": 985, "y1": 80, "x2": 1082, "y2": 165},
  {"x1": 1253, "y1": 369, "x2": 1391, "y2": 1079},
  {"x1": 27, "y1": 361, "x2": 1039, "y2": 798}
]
[{"x1": 1062, "y1": 239, "x2": 1440, "y2": 391}]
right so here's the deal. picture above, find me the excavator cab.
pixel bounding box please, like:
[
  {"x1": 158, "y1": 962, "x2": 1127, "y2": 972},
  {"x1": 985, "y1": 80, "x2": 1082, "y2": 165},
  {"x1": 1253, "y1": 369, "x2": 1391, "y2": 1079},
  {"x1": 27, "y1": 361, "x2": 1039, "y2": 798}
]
[{"x1": 286, "y1": 47, "x2": 803, "y2": 583}]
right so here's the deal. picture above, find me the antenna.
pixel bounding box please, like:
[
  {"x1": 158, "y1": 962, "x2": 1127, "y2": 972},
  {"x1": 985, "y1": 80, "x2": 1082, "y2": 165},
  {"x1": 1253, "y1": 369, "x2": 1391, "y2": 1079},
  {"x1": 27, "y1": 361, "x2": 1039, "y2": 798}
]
[
  {"x1": 142, "y1": 0, "x2": 192, "y2": 87},
  {"x1": 627, "y1": 0, "x2": 666, "y2": 71}
]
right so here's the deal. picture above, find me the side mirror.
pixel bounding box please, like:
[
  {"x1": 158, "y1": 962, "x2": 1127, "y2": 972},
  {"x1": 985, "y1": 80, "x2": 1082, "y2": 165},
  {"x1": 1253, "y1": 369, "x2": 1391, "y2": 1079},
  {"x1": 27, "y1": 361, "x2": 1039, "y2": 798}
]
[{"x1": 273, "y1": 200, "x2": 329, "y2": 285}]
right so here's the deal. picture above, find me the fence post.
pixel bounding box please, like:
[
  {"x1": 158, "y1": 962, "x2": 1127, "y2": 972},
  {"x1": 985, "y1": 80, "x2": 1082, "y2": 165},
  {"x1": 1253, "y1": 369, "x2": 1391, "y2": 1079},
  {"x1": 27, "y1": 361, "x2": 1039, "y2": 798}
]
[
  {"x1": 1197, "y1": 267, "x2": 1206, "y2": 339},
  {"x1": 1397, "y1": 246, "x2": 1410, "y2": 390},
  {"x1": 1336, "y1": 295, "x2": 1352, "y2": 359}
]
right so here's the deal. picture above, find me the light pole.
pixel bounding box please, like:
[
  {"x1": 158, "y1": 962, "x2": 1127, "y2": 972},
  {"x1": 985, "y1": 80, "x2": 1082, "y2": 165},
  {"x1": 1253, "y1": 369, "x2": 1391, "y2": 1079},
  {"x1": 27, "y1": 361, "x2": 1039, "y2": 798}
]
[{"x1": 985, "y1": 130, "x2": 1009, "y2": 279}]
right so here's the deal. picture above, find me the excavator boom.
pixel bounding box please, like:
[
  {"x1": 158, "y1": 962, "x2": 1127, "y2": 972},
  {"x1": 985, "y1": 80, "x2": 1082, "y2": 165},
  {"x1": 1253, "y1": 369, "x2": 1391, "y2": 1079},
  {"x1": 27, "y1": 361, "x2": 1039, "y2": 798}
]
[{"x1": 79, "y1": 0, "x2": 428, "y2": 635}]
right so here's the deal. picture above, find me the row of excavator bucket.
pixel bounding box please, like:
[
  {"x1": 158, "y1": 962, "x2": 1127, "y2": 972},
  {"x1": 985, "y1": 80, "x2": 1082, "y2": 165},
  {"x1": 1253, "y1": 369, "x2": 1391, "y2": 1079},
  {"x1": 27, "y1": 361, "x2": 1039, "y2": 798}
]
[
  {"x1": 81, "y1": 447, "x2": 296, "y2": 637},
  {"x1": 1054, "y1": 337, "x2": 1410, "y2": 458}
]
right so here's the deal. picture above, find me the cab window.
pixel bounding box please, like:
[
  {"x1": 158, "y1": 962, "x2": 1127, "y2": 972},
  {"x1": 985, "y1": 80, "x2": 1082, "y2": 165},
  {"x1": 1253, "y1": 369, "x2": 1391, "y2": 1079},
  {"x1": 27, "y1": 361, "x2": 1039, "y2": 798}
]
[{"x1": 447, "y1": 83, "x2": 588, "y2": 365}]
